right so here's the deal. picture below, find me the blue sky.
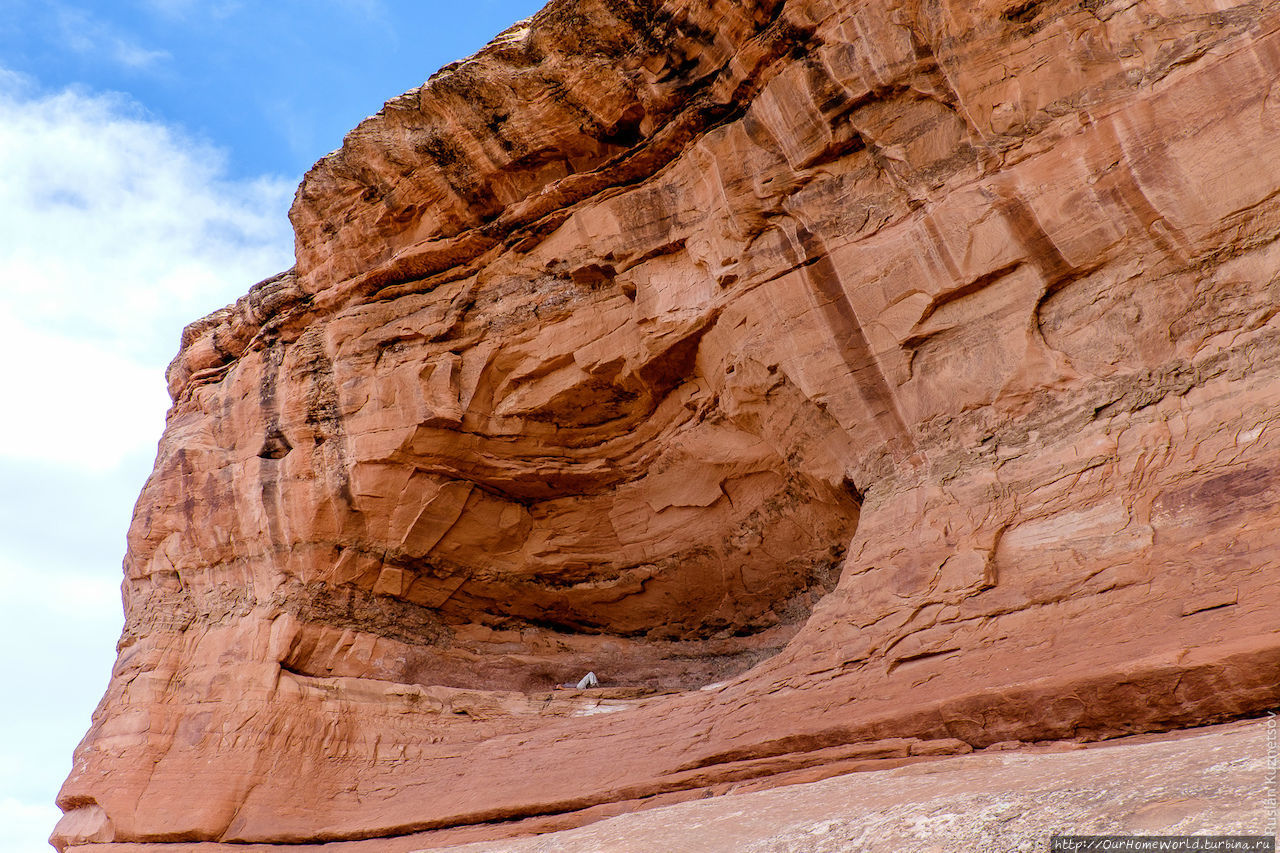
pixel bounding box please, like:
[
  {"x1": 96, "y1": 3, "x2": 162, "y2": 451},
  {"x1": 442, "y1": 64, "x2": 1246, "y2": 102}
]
[
  {"x1": 0, "y1": 0, "x2": 547, "y2": 180},
  {"x1": 0, "y1": 2, "x2": 544, "y2": 850}
]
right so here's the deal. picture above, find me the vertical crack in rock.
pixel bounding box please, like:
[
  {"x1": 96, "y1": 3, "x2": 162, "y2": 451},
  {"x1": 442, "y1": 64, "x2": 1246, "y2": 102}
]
[
  {"x1": 257, "y1": 343, "x2": 288, "y2": 548},
  {"x1": 794, "y1": 223, "x2": 914, "y2": 453}
]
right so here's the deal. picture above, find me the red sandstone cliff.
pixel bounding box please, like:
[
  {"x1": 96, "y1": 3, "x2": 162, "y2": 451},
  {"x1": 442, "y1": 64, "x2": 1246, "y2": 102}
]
[{"x1": 55, "y1": 0, "x2": 1280, "y2": 849}]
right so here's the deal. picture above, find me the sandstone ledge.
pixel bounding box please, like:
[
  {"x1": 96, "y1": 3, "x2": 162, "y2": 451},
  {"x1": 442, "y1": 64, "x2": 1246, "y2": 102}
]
[{"x1": 61, "y1": 720, "x2": 1278, "y2": 852}]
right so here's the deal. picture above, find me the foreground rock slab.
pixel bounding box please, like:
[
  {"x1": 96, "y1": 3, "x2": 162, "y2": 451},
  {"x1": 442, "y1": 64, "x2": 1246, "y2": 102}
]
[
  {"x1": 55, "y1": 0, "x2": 1280, "y2": 848},
  {"x1": 425, "y1": 720, "x2": 1277, "y2": 853}
]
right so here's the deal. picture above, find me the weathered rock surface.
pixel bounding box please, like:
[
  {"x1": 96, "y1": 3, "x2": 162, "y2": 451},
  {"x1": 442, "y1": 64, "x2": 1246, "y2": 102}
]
[
  {"x1": 55, "y1": 0, "x2": 1280, "y2": 848},
  {"x1": 424, "y1": 719, "x2": 1276, "y2": 852}
]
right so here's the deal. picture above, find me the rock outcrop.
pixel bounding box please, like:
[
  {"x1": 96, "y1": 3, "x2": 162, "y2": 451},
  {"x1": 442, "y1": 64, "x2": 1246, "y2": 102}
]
[{"x1": 56, "y1": 0, "x2": 1280, "y2": 849}]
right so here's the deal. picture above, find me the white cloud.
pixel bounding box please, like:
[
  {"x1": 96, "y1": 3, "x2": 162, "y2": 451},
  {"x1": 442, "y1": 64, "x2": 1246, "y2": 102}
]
[
  {"x1": 0, "y1": 69, "x2": 295, "y2": 850},
  {"x1": 55, "y1": 6, "x2": 171, "y2": 70},
  {"x1": 0, "y1": 797, "x2": 62, "y2": 853},
  {"x1": 0, "y1": 551, "x2": 123, "y2": 853},
  {"x1": 330, "y1": 0, "x2": 390, "y2": 22},
  {"x1": 0, "y1": 314, "x2": 169, "y2": 473},
  {"x1": 0, "y1": 71, "x2": 295, "y2": 470},
  {"x1": 140, "y1": 0, "x2": 242, "y2": 22},
  {"x1": 0, "y1": 554, "x2": 121, "y2": 634}
]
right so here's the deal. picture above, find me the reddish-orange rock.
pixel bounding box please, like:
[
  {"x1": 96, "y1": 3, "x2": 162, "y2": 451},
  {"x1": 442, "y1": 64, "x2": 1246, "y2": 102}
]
[
  {"x1": 425, "y1": 719, "x2": 1277, "y2": 852},
  {"x1": 55, "y1": 0, "x2": 1280, "y2": 849}
]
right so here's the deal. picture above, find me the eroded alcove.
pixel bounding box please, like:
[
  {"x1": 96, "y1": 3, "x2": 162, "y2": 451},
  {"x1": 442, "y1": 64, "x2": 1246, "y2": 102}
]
[{"x1": 258, "y1": 255, "x2": 864, "y2": 693}]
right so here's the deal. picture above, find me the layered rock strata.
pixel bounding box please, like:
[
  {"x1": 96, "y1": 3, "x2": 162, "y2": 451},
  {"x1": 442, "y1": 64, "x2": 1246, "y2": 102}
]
[
  {"x1": 56, "y1": 0, "x2": 1280, "y2": 848},
  {"x1": 431, "y1": 719, "x2": 1276, "y2": 853}
]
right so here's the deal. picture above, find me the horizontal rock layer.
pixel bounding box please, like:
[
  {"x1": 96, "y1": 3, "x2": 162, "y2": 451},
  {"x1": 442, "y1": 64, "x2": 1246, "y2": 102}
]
[
  {"x1": 429, "y1": 719, "x2": 1277, "y2": 853},
  {"x1": 57, "y1": 0, "x2": 1280, "y2": 849}
]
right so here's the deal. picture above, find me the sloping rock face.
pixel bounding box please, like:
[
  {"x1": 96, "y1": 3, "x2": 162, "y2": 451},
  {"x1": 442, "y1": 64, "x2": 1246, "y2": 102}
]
[
  {"x1": 429, "y1": 719, "x2": 1275, "y2": 853},
  {"x1": 56, "y1": 0, "x2": 1280, "y2": 849}
]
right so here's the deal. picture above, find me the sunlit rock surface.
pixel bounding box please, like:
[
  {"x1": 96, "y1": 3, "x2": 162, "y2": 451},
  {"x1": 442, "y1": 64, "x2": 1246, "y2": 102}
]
[{"x1": 56, "y1": 0, "x2": 1280, "y2": 848}]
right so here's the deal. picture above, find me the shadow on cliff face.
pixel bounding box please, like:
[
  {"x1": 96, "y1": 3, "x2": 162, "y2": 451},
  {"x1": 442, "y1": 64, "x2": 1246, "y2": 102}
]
[
  {"x1": 136, "y1": 244, "x2": 870, "y2": 696},
  {"x1": 251, "y1": 267, "x2": 865, "y2": 692}
]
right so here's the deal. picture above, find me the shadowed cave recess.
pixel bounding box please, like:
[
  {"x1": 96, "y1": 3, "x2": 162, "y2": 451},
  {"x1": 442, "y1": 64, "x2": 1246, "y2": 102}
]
[
  {"x1": 137, "y1": 257, "x2": 867, "y2": 695},
  {"x1": 273, "y1": 331, "x2": 864, "y2": 694}
]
